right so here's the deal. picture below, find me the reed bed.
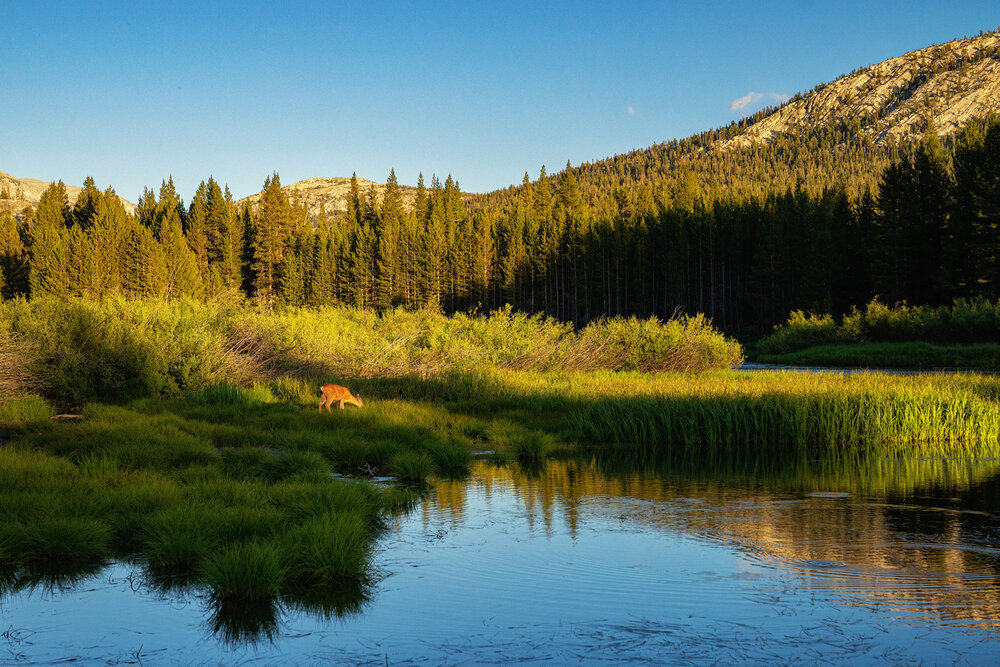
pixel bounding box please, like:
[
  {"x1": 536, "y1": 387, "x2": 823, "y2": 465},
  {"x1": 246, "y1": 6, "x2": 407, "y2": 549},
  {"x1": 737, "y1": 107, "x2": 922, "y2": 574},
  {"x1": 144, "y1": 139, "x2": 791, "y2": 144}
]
[{"x1": 565, "y1": 370, "x2": 1000, "y2": 459}]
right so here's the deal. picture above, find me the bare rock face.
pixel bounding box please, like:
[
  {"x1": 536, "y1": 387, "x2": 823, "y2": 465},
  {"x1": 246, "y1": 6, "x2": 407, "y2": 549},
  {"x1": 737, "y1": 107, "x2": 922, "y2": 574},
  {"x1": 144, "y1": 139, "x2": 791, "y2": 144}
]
[
  {"x1": 722, "y1": 33, "x2": 1000, "y2": 150},
  {"x1": 0, "y1": 170, "x2": 138, "y2": 217},
  {"x1": 238, "y1": 175, "x2": 420, "y2": 222}
]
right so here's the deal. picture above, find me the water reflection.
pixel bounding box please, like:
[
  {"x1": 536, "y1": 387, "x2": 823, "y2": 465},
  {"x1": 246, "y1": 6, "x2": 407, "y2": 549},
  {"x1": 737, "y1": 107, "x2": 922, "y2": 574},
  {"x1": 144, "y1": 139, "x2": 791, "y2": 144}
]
[
  {"x1": 3, "y1": 455, "x2": 999, "y2": 663},
  {"x1": 0, "y1": 562, "x2": 372, "y2": 650},
  {"x1": 427, "y1": 456, "x2": 1000, "y2": 629}
]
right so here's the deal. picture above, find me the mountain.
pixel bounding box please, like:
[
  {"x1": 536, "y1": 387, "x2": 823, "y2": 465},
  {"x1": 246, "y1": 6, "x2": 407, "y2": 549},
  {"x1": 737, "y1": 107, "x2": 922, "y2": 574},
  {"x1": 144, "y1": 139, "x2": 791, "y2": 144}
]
[
  {"x1": 722, "y1": 32, "x2": 1000, "y2": 150},
  {"x1": 0, "y1": 170, "x2": 138, "y2": 217},
  {"x1": 470, "y1": 30, "x2": 1000, "y2": 214},
  {"x1": 238, "y1": 175, "x2": 477, "y2": 222}
]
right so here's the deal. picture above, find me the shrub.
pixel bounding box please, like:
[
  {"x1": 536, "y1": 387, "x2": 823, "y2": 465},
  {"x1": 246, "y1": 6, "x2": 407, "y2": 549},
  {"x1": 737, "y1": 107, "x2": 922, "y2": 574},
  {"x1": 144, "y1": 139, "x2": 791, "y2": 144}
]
[{"x1": 757, "y1": 310, "x2": 842, "y2": 355}]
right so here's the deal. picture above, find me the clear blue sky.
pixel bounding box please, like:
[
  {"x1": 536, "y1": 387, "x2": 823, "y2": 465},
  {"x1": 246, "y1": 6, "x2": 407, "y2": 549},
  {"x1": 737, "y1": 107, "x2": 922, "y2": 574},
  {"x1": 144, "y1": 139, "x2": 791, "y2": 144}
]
[{"x1": 3, "y1": 1, "x2": 998, "y2": 202}]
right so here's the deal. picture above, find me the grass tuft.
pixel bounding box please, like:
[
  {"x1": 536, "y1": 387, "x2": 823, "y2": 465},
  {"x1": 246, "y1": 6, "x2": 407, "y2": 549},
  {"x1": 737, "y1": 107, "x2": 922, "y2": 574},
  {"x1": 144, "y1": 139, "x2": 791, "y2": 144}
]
[
  {"x1": 284, "y1": 512, "x2": 374, "y2": 585},
  {"x1": 388, "y1": 450, "x2": 436, "y2": 484},
  {"x1": 202, "y1": 541, "x2": 286, "y2": 601}
]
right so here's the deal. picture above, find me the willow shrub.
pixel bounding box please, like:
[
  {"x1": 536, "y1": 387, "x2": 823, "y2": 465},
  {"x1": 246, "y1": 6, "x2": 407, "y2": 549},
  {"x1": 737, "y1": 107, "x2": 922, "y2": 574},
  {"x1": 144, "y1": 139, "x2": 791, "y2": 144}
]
[
  {"x1": 0, "y1": 296, "x2": 257, "y2": 404},
  {"x1": 756, "y1": 310, "x2": 843, "y2": 355},
  {"x1": 760, "y1": 298, "x2": 1000, "y2": 355},
  {"x1": 0, "y1": 298, "x2": 740, "y2": 404}
]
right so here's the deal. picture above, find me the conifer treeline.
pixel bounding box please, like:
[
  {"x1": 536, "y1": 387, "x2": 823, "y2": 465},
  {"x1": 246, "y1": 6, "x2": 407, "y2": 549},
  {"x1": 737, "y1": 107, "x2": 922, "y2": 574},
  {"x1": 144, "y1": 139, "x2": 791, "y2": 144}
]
[{"x1": 1, "y1": 117, "x2": 997, "y2": 332}]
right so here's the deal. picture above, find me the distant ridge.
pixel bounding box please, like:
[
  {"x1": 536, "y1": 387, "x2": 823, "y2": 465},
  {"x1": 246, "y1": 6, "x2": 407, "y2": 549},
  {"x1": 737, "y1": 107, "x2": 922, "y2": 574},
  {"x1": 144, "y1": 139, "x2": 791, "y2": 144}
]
[
  {"x1": 237, "y1": 175, "x2": 478, "y2": 223},
  {"x1": 0, "y1": 170, "x2": 138, "y2": 216}
]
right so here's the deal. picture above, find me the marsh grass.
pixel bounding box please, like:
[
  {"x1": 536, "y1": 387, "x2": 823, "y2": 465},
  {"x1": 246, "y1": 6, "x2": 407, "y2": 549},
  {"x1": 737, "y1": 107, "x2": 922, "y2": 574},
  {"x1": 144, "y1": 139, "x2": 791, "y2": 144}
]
[
  {"x1": 202, "y1": 542, "x2": 286, "y2": 601},
  {"x1": 389, "y1": 450, "x2": 436, "y2": 484},
  {"x1": 484, "y1": 418, "x2": 555, "y2": 461},
  {"x1": 567, "y1": 370, "x2": 1000, "y2": 459},
  {"x1": 143, "y1": 505, "x2": 220, "y2": 571},
  {"x1": 757, "y1": 341, "x2": 1000, "y2": 370},
  {"x1": 20, "y1": 515, "x2": 112, "y2": 566},
  {"x1": 284, "y1": 512, "x2": 374, "y2": 585},
  {"x1": 0, "y1": 394, "x2": 54, "y2": 422}
]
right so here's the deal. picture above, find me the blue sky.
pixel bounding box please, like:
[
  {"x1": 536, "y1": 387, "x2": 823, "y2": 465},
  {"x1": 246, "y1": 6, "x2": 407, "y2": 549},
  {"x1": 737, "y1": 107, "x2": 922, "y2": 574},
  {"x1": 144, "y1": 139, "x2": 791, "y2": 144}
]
[{"x1": 3, "y1": 1, "x2": 998, "y2": 202}]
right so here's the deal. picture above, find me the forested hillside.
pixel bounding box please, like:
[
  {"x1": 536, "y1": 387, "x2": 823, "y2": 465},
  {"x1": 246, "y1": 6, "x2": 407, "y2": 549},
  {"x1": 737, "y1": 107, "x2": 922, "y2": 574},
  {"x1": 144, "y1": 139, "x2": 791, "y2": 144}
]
[{"x1": 2, "y1": 31, "x2": 998, "y2": 333}]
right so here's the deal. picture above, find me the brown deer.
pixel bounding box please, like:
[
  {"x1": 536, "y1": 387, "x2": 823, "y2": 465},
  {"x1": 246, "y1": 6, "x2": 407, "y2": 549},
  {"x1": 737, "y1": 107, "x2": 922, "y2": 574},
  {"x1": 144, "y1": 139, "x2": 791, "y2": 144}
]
[{"x1": 318, "y1": 383, "x2": 364, "y2": 412}]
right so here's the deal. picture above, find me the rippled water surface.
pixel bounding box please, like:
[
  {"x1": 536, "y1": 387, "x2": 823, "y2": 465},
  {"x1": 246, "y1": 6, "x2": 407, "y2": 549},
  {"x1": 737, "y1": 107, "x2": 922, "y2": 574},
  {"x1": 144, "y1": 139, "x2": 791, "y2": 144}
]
[{"x1": 4, "y1": 457, "x2": 1000, "y2": 664}]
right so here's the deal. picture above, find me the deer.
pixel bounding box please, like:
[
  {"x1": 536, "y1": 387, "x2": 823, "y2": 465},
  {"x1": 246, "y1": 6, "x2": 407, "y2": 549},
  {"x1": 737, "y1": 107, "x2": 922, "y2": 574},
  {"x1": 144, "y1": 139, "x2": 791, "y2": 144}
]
[{"x1": 318, "y1": 383, "x2": 364, "y2": 412}]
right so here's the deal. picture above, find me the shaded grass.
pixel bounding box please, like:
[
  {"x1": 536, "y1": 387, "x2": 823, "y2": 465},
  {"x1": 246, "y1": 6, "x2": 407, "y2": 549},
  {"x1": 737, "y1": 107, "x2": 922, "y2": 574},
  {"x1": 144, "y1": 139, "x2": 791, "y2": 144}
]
[
  {"x1": 284, "y1": 512, "x2": 375, "y2": 585},
  {"x1": 389, "y1": 450, "x2": 436, "y2": 485},
  {"x1": 202, "y1": 542, "x2": 286, "y2": 601},
  {"x1": 757, "y1": 341, "x2": 1000, "y2": 371}
]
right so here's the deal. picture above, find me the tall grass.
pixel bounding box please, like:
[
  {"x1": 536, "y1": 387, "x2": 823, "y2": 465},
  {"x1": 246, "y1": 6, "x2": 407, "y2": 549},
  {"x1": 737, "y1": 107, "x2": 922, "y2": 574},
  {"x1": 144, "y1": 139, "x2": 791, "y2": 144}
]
[
  {"x1": 0, "y1": 297, "x2": 741, "y2": 404},
  {"x1": 569, "y1": 370, "x2": 1000, "y2": 459}
]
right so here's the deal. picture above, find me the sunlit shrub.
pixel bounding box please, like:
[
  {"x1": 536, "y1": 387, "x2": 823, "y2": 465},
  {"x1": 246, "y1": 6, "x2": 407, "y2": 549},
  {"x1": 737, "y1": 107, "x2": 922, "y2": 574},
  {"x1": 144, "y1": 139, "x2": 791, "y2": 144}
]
[{"x1": 757, "y1": 310, "x2": 842, "y2": 354}]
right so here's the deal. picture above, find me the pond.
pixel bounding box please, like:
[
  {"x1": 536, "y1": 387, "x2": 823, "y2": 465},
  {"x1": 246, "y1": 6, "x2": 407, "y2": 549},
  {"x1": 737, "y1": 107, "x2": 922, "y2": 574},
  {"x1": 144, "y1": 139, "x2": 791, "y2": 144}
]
[{"x1": 3, "y1": 456, "x2": 1000, "y2": 664}]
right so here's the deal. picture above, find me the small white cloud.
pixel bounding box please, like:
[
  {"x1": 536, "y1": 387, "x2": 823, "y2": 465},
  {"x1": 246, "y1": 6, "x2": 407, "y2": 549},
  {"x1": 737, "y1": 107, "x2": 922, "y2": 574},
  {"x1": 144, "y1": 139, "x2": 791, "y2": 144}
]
[
  {"x1": 729, "y1": 91, "x2": 763, "y2": 110},
  {"x1": 626, "y1": 106, "x2": 635, "y2": 115},
  {"x1": 729, "y1": 91, "x2": 790, "y2": 111}
]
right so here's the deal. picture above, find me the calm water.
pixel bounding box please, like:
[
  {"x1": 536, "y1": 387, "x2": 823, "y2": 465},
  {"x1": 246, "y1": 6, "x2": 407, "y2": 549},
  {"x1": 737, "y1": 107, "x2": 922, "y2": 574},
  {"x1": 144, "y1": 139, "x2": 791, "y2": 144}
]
[{"x1": 3, "y1": 456, "x2": 1000, "y2": 664}]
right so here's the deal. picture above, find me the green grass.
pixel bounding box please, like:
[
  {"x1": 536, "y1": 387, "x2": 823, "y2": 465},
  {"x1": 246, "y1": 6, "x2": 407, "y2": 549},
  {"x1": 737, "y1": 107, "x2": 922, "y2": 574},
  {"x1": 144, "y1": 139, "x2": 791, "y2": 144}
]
[
  {"x1": 566, "y1": 370, "x2": 1000, "y2": 460},
  {"x1": 0, "y1": 394, "x2": 54, "y2": 422},
  {"x1": 757, "y1": 341, "x2": 1000, "y2": 371},
  {"x1": 388, "y1": 450, "x2": 436, "y2": 484},
  {"x1": 202, "y1": 542, "x2": 286, "y2": 601},
  {"x1": 284, "y1": 512, "x2": 375, "y2": 585}
]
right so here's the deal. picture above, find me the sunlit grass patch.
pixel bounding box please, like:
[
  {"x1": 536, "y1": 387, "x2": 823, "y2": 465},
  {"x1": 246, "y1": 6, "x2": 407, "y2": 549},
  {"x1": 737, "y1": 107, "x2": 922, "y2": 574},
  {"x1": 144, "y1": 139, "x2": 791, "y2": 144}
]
[{"x1": 0, "y1": 394, "x2": 54, "y2": 422}]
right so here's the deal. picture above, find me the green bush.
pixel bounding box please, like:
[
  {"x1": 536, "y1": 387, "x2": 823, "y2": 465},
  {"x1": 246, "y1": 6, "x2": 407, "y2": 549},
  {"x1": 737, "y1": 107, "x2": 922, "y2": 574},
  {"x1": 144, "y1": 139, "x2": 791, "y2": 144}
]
[
  {"x1": 757, "y1": 310, "x2": 843, "y2": 355},
  {"x1": 0, "y1": 297, "x2": 743, "y2": 406},
  {"x1": 759, "y1": 299, "x2": 1000, "y2": 354}
]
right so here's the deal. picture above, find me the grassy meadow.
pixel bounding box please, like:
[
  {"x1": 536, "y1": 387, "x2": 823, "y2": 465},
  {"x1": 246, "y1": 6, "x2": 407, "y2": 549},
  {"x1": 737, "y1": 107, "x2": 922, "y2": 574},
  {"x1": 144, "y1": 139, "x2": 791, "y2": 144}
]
[{"x1": 3, "y1": 296, "x2": 1000, "y2": 602}]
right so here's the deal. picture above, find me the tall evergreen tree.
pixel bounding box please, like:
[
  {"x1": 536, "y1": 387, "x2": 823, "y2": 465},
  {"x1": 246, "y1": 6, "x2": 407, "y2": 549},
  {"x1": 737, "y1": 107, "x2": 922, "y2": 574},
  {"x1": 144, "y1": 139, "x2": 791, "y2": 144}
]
[
  {"x1": 251, "y1": 173, "x2": 292, "y2": 300},
  {"x1": 28, "y1": 181, "x2": 71, "y2": 297}
]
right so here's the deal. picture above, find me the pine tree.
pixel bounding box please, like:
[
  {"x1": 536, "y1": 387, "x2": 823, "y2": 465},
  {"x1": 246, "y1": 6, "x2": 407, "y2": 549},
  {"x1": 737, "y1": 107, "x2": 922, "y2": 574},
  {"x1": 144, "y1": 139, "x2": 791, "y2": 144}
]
[
  {"x1": 72, "y1": 177, "x2": 101, "y2": 229},
  {"x1": 251, "y1": 173, "x2": 292, "y2": 301},
  {"x1": 186, "y1": 181, "x2": 211, "y2": 283},
  {"x1": 28, "y1": 181, "x2": 71, "y2": 297},
  {"x1": 0, "y1": 211, "x2": 26, "y2": 298},
  {"x1": 375, "y1": 169, "x2": 405, "y2": 309},
  {"x1": 157, "y1": 188, "x2": 203, "y2": 299}
]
